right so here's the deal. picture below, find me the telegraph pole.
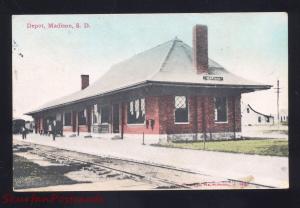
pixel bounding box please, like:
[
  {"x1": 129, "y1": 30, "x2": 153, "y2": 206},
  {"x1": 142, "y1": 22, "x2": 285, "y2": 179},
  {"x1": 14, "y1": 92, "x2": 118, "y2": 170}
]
[{"x1": 274, "y1": 80, "x2": 281, "y2": 124}]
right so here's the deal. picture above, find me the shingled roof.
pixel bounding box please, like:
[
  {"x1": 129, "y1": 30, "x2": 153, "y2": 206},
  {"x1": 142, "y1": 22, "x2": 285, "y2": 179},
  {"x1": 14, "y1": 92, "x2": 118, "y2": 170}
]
[{"x1": 27, "y1": 38, "x2": 271, "y2": 114}]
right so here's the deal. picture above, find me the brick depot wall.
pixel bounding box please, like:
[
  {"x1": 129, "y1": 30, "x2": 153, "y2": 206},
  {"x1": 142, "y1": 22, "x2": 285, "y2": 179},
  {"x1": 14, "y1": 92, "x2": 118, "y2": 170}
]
[
  {"x1": 123, "y1": 96, "x2": 160, "y2": 134},
  {"x1": 63, "y1": 126, "x2": 73, "y2": 132},
  {"x1": 158, "y1": 94, "x2": 241, "y2": 134},
  {"x1": 35, "y1": 117, "x2": 43, "y2": 133},
  {"x1": 78, "y1": 125, "x2": 89, "y2": 132},
  {"x1": 158, "y1": 95, "x2": 197, "y2": 134},
  {"x1": 62, "y1": 110, "x2": 90, "y2": 134},
  {"x1": 204, "y1": 95, "x2": 241, "y2": 133},
  {"x1": 34, "y1": 94, "x2": 241, "y2": 137}
]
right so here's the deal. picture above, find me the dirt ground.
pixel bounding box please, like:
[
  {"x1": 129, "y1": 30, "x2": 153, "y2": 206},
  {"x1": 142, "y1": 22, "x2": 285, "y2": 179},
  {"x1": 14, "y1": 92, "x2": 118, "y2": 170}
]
[{"x1": 13, "y1": 140, "x2": 265, "y2": 191}]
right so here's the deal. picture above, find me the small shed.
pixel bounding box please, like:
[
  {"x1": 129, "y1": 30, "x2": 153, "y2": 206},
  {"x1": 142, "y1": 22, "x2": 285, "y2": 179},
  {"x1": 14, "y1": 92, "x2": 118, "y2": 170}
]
[{"x1": 242, "y1": 104, "x2": 274, "y2": 126}]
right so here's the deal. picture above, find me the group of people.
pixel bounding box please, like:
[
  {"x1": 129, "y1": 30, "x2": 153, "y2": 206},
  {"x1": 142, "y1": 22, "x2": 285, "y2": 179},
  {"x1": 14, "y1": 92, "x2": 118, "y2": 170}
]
[
  {"x1": 24, "y1": 120, "x2": 58, "y2": 141},
  {"x1": 40, "y1": 120, "x2": 58, "y2": 141}
]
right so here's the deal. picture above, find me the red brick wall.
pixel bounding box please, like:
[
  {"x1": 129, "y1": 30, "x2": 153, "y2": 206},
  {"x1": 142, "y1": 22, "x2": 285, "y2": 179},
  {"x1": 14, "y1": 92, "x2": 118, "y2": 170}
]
[
  {"x1": 158, "y1": 96, "x2": 197, "y2": 134},
  {"x1": 36, "y1": 117, "x2": 43, "y2": 133},
  {"x1": 158, "y1": 94, "x2": 241, "y2": 134},
  {"x1": 78, "y1": 125, "x2": 88, "y2": 132},
  {"x1": 36, "y1": 93, "x2": 241, "y2": 136},
  {"x1": 34, "y1": 117, "x2": 41, "y2": 133},
  {"x1": 204, "y1": 95, "x2": 241, "y2": 133},
  {"x1": 63, "y1": 126, "x2": 73, "y2": 132},
  {"x1": 123, "y1": 96, "x2": 160, "y2": 134}
]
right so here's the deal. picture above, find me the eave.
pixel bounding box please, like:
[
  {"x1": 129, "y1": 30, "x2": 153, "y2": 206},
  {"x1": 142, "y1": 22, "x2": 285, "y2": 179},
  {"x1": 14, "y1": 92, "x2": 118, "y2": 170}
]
[{"x1": 25, "y1": 81, "x2": 272, "y2": 116}]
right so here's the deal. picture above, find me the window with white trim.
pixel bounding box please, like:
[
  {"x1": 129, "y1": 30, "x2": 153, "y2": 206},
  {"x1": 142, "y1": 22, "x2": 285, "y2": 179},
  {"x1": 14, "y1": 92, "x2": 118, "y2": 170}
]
[
  {"x1": 127, "y1": 98, "x2": 145, "y2": 124},
  {"x1": 214, "y1": 97, "x2": 227, "y2": 122},
  {"x1": 175, "y1": 96, "x2": 188, "y2": 123}
]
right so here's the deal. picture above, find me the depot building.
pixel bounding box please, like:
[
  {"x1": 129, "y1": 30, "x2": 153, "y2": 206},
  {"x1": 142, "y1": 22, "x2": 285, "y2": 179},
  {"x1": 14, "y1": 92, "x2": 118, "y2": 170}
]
[{"x1": 26, "y1": 25, "x2": 271, "y2": 142}]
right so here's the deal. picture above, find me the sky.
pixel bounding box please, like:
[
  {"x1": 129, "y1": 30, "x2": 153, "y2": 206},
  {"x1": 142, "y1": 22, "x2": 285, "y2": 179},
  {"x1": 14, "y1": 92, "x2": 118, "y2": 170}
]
[{"x1": 12, "y1": 13, "x2": 288, "y2": 121}]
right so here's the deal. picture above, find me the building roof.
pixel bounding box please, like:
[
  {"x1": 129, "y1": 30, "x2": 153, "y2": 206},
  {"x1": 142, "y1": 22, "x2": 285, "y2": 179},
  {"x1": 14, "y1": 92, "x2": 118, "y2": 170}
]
[
  {"x1": 27, "y1": 38, "x2": 271, "y2": 114},
  {"x1": 247, "y1": 104, "x2": 274, "y2": 118}
]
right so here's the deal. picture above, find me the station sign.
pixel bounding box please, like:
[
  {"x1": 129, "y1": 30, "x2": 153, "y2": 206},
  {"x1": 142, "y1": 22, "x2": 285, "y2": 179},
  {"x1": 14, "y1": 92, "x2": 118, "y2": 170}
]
[{"x1": 203, "y1": 75, "x2": 224, "y2": 81}]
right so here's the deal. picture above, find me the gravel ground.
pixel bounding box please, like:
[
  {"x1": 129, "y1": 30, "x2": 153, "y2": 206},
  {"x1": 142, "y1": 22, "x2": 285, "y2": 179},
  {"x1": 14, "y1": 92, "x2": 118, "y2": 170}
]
[
  {"x1": 13, "y1": 133, "x2": 288, "y2": 188},
  {"x1": 13, "y1": 155, "x2": 88, "y2": 189},
  {"x1": 13, "y1": 140, "x2": 268, "y2": 191},
  {"x1": 13, "y1": 143, "x2": 150, "y2": 191}
]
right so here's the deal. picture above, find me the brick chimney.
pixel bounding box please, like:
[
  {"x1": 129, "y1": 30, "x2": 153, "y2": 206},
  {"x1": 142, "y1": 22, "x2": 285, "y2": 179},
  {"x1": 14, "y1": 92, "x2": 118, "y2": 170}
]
[
  {"x1": 193, "y1": 25, "x2": 208, "y2": 74},
  {"x1": 81, "y1": 74, "x2": 89, "y2": 90}
]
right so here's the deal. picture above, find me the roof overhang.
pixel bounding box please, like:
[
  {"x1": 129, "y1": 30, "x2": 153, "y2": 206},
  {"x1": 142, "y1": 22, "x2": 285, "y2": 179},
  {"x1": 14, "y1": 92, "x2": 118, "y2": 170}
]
[
  {"x1": 25, "y1": 80, "x2": 272, "y2": 116},
  {"x1": 148, "y1": 81, "x2": 272, "y2": 91}
]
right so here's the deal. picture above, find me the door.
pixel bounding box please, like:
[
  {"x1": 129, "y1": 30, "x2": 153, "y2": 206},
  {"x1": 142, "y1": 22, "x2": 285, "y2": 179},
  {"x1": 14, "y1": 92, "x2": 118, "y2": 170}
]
[{"x1": 112, "y1": 104, "x2": 120, "y2": 133}]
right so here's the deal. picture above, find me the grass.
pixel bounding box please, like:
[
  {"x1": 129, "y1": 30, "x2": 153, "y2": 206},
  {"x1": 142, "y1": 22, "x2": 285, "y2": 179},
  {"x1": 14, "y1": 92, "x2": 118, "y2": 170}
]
[{"x1": 154, "y1": 139, "x2": 288, "y2": 157}]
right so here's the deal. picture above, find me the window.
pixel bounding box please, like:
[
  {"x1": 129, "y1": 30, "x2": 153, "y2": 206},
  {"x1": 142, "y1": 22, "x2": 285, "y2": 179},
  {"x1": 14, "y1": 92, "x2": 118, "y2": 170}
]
[
  {"x1": 127, "y1": 98, "x2": 145, "y2": 124},
  {"x1": 258, "y1": 116, "x2": 261, "y2": 123},
  {"x1": 214, "y1": 97, "x2": 227, "y2": 122},
  {"x1": 78, "y1": 110, "x2": 86, "y2": 125},
  {"x1": 247, "y1": 108, "x2": 250, "y2": 113},
  {"x1": 100, "y1": 106, "x2": 110, "y2": 124},
  {"x1": 175, "y1": 96, "x2": 188, "y2": 123},
  {"x1": 64, "y1": 112, "x2": 71, "y2": 126},
  {"x1": 266, "y1": 117, "x2": 270, "y2": 123},
  {"x1": 56, "y1": 113, "x2": 62, "y2": 121}
]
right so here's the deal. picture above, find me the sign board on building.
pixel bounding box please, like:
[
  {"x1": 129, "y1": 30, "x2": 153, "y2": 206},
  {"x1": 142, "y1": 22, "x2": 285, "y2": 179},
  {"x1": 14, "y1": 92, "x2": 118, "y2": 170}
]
[{"x1": 203, "y1": 75, "x2": 224, "y2": 81}]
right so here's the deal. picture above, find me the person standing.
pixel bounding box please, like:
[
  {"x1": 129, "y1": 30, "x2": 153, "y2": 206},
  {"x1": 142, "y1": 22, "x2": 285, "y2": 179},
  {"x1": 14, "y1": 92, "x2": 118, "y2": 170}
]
[
  {"x1": 48, "y1": 122, "x2": 52, "y2": 136},
  {"x1": 21, "y1": 126, "x2": 27, "y2": 140},
  {"x1": 52, "y1": 120, "x2": 56, "y2": 141}
]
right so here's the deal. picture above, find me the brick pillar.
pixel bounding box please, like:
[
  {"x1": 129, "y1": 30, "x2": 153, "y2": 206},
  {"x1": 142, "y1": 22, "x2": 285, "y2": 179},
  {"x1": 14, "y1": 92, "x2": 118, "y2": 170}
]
[
  {"x1": 40, "y1": 118, "x2": 43, "y2": 134},
  {"x1": 87, "y1": 106, "x2": 91, "y2": 132},
  {"x1": 34, "y1": 117, "x2": 38, "y2": 133},
  {"x1": 235, "y1": 94, "x2": 241, "y2": 132}
]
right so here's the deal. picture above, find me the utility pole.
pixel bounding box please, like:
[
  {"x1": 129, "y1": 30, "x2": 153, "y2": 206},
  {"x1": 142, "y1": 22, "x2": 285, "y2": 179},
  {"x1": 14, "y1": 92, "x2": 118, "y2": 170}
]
[{"x1": 274, "y1": 80, "x2": 281, "y2": 125}]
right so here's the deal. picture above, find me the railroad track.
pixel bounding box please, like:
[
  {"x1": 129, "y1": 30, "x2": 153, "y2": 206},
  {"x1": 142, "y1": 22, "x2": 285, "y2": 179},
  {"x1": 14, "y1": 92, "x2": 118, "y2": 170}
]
[
  {"x1": 14, "y1": 141, "x2": 275, "y2": 189},
  {"x1": 17, "y1": 144, "x2": 191, "y2": 189}
]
